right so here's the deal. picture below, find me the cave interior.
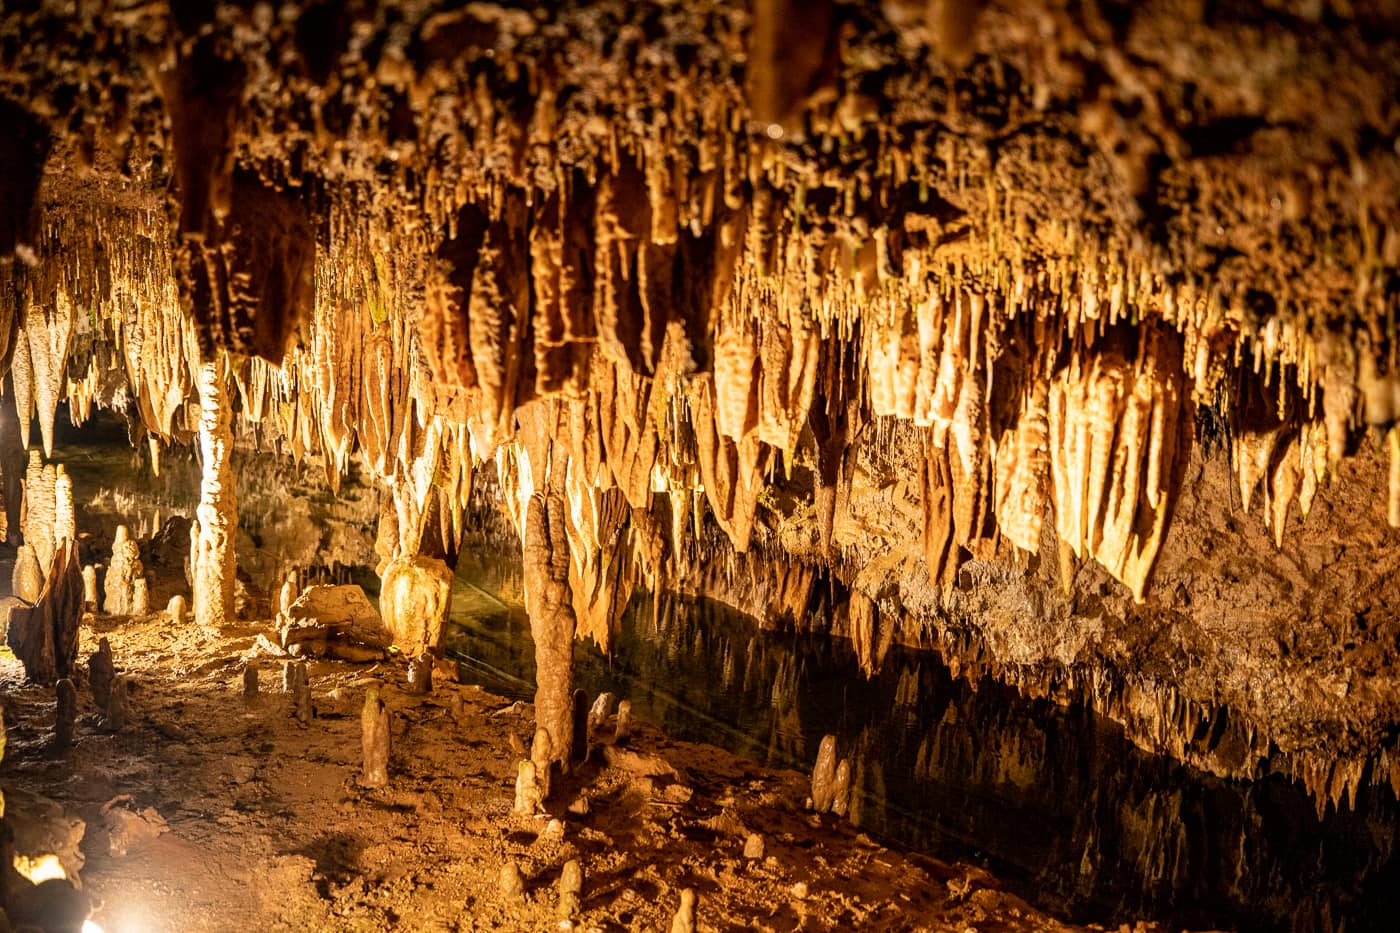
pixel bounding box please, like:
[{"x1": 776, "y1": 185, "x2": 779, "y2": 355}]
[{"x1": 1, "y1": 1, "x2": 1400, "y2": 931}]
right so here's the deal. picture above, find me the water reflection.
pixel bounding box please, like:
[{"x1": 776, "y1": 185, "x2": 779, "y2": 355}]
[{"x1": 446, "y1": 582, "x2": 1399, "y2": 933}]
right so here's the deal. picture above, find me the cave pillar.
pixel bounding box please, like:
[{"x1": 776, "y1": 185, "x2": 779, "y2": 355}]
[
  {"x1": 523, "y1": 466, "x2": 578, "y2": 774},
  {"x1": 192, "y1": 358, "x2": 237, "y2": 629}
]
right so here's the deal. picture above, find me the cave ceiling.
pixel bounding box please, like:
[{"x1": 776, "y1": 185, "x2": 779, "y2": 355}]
[{"x1": 3, "y1": 0, "x2": 1400, "y2": 804}]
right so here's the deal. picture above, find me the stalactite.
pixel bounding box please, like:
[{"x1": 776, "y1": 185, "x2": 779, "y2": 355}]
[{"x1": 193, "y1": 358, "x2": 237, "y2": 629}]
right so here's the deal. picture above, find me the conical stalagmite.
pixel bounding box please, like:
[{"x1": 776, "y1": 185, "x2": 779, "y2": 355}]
[
  {"x1": 12, "y1": 545, "x2": 42, "y2": 604},
  {"x1": 53, "y1": 678, "x2": 75, "y2": 749},
  {"x1": 192, "y1": 359, "x2": 237, "y2": 629},
  {"x1": 360, "y1": 686, "x2": 389, "y2": 787},
  {"x1": 811, "y1": 735, "x2": 838, "y2": 813},
  {"x1": 103, "y1": 526, "x2": 142, "y2": 616}
]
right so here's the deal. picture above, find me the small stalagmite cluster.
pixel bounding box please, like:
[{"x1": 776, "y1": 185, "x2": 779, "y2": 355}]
[{"x1": 0, "y1": 0, "x2": 1397, "y2": 821}]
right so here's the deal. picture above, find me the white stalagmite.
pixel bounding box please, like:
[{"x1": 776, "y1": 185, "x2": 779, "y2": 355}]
[
  {"x1": 54, "y1": 465, "x2": 75, "y2": 546},
  {"x1": 193, "y1": 359, "x2": 237, "y2": 629},
  {"x1": 103, "y1": 525, "x2": 144, "y2": 615}
]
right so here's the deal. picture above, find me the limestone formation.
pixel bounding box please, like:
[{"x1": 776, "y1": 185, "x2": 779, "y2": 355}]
[
  {"x1": 102, "y1": 525, "x2": 143, "y2": 616},
  {"x1": 407, "y1": 655, "x2": 433, "y2": 695},
  {"x1": 80, "y1": 565, "x2": 97, "y2": 610},
  {"x1": 499, "y1": 861, "x2": 525, "y2": 901},
  {"x1": 513, "y1": 759, "x2": 543, "y2": 817},
  {"x1": 12, "y1": 544, "x2": 43, "y2": 604},
  {"x1": 102, "y1": 675, "x2": 129, "y2": 732},
  {"x1": 522, "y1": 445, "x2": 579, "y2": 772},
  {"x1": 167, "y1": 594, "x2": 187, "y2": 625},
  {"x1": 291, "y1": 662, "x2": 312, "y2": 722},
  {"x1": 614, "y1": 700, "x2": 633, "y2": 746},
  {"x1": 22, "y1": 451, "x2": 56, "y2": 575},
  {"x1": 671, "y1": 888, "x2": 696, "y2": 933},
  {"x1": 52, "y1": 465, "x2": 73, "y2": 545},
  {"x1": 743, "y1": 834, "x2": 765, "y2": 860},
  {"x1": 360, "y1": 686, "x2": 389, "y2": 787},
  {"x1": 243, "y1": 660, "x2": 259, "y2": 700},
  {"x1": 192, "y1": 358, "x2": 237, "y2": 629},
  {"x1": 89, "y1": 638, "x2": 114, "y2": 710},
  {"x1": 131, "y1": 577, "x2": 149, "y2": 615},
  {"x1": 831, "y1": 759, "x2": 852, "y2": 818},
  {"x1": 278, "y1": 574, "x2": 298, "y2": 616},
  {"x1": 7, "y1": 540, "x2": 83, "y2": 684},
  {"x1": 3, "y1": 0, "x2": 1400, "y2": 828},
  {"x1": 281, "y1": 660, "x2": 299, "y2": 694},
  {"x1": 277, "y1": 585, "x2": 392, "y2": 660},
  {"x1": 810, "y1": 735, "x2": 838, "y2": 813},
  {"x1": 53, "y1": 678, "x2": 75, "y2": 750},
  {"x1": 378, "y1": 555, "x2": 454, "y2": 657},
  {"x1": 587, "y1": 692, "x2": 616, "y2": 735},
  {"x1": 558, "y1": 859, "x2": 583, "y2": 920}
]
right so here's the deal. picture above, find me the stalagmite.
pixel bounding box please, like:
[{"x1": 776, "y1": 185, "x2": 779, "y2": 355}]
[
  {"x1": 407, "y1": 655, "x2": 433, "y2": 695},
  {"x1": 103, "y1": 526, "x2": 143, "y2": 616},
  {"x1": 7, "y1": 540, "x2": 83, "y2": 683},
  {"x1": 671, "y1": 888, "x2": 697, "y2": 933},
  {"x1": 831, "y1": 759, "x2": 852, "y2": 817},
  {"x1": 360, "y1": 686, "x2": 389, "y2": 787},
  {"x1": 588, "y1": 692, "x2": 616, "y2": 735},
  {"x1": 102, "y1": 675, "x2": 128, "y2": 732},
  {"x1": 557, "y1": 859, "x2": 583, "y2": 919},
  {"x1": 22, "y1": 451, "x2": 56, "y2": 575},
  {"x1": 12, "y1": 545, "x2": 43, "y2": 604},
  {"x1": 89, "y1": 638, "x2": 114, "y2": 710},
  {"x1": 614, "y1": 700, "x2": 633, "y2": 745},
  {"x1": 131, "y1": 578, "x2": 149, "y2": 615},
  {"x1": 243, "y1": 660, "x2": 259, "y2": 700},
  {"x1": 192, "y1": 359, "x2": 237, "y2": 630},
  {"x1": 530, "y1": 727, "x2": 554, "y2": 801},
  {"x1": 53, "y1": 678, "x2": 75, "y2": 750},
  {"x1": 167, "y1": 595, "x2": 187, "y2": 625},
  {"x1": 80, "y1": 566, "x2": 97, "y2": 610},
  {"x1": 513, "y1": 759, "x2": 543, "y2": 817},
  {"x1": 290, "y1": 661, "x2": 311, "y2": 722},
  {"x1": 379, "y1": 556, "x2": 454, "y2": 657},
  {"x1": 278, "y1": 573, "x2": 298, "y2": 616},
  {"x1": 499, "y1": 861, "x2": 525, "y2": 901},
  {"x1": 810, "y1": 735, "x2": 838, "y2": 813},
  {"x1": 52, "y1": 465, "x2": 73, "y2": 545}
]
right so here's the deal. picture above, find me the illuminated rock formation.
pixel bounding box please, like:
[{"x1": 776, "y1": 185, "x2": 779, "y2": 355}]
[
  {"x1": 379, "y1": 556, "x2": 454, "y2": 657},
  {"x1": 192, "y1": 359, "x2": 237, "y2": 630},
  {"x1": 0, "y1": 0, "x2": 1396, "y2": 815},
  {"x1": 6, "y1": 541, "x2": 82, "y2": 684},
  {"x1": 102, "y1": 526, "x2": 143, "y2": 617}
]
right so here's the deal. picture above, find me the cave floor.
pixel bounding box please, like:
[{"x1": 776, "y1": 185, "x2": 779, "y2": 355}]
[{"x1": 0, "y1": 612, "x2": 1107, "y2": 933}]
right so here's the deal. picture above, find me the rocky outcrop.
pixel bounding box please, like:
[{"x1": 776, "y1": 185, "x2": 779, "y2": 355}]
[{"x1": 276, "y1": 584, "x2": 393, "y2": 660}]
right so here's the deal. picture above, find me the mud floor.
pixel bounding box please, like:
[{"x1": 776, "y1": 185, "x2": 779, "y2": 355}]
[{"x1": 0, "y1": 610, "x2": 1135, "y2": 933}]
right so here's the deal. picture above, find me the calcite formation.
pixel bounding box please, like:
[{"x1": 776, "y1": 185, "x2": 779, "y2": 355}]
[
  {"x1": 102, "y1": 526, "x2": 143, "y2": 617},
  {"x1": 6, "y1": 541, "x2": 83, "y2": 684},
  {"x1": 0, "y1": 0, "x2": 1396, "y2": 812},
  {"x1": 379, "y1": 555, "x2": 454, "y2": 657},
  {"x1": 192, "y1": 359, "x2": 237, "y2": 630}
]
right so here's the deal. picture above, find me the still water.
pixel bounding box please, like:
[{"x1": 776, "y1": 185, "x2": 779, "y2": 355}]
[{"x1": 446, "y1": 574, "x2": 1400, "y2": 933}]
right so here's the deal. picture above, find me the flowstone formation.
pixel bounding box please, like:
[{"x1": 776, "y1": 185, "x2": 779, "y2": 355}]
[{"x1": 0, "y1": 0, "x2": 1397, "y2": 814}]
